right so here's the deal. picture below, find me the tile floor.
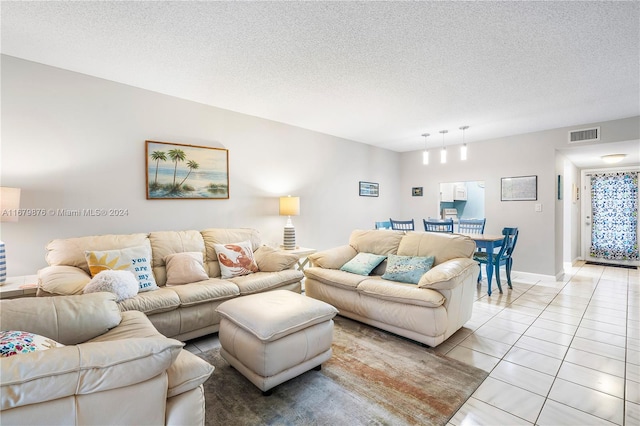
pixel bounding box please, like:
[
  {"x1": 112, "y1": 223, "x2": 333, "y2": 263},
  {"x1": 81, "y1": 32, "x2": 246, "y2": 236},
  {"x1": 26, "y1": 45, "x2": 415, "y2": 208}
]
[{"x1": 185, "y1": 261, "x2": 639, "y2": 425}]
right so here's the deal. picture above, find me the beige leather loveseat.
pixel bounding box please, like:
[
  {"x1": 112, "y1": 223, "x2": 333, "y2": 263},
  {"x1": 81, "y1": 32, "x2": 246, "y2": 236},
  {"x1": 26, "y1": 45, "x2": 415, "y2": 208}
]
[
  {"x1": 304, "y1": 230, "x2": 479, "y2": 347},
  {"x1": 0, "y1": 293, "x2": 214, "y2": 425},
  {"x1": 38, "y1": 228, "x2": 303, "y2": 341}
]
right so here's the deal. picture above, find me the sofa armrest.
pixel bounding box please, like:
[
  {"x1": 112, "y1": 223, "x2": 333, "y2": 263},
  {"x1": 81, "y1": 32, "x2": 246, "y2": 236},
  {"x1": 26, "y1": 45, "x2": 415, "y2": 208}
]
[
  {"x1": 0, "y1": 337, "x2": 184, "y2": 411},
  {"x1": 417, "y1": 258, "x2": 479, "y2": 291},
  {"x1": 308, "y1": 245, "x2": 357, "y2": 269},
  {"x1": 167, "y1": 350, "x2": 215, "y2": 398},
  {"x1": 38, "y1": 265, "x2": 91, "y2": 296},
  {"x1": 0, "y1": 293, "x2": 121, "y2": 345},
  {"x1": 253, "y1": 246, "x2": 299, "y2": 272}
]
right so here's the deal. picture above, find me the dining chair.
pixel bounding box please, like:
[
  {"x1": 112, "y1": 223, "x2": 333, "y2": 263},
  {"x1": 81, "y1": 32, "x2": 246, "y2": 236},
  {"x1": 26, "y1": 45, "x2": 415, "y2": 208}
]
[
  {"x1": 423, "y1": 218, "x2": 454, "y2": 233},
  {"x1": 474, "y1": 227, "x2": 519, "y2": 294},
  {"x1": 389, "y1": 218, "x2": 415, "y2": 231},
  {"x1": 375, "y1": 221, "x2": 392, "y2": 230},
  {"x1": 458, "y1": 218, "x2": 486, "y2": 234}
]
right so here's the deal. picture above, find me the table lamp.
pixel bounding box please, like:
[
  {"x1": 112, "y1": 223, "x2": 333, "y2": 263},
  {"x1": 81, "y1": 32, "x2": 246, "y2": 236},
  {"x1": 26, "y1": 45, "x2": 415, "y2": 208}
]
[
  {"x1": 0, "y1": 187, "x2": 21, "y2": 283},
  {"x1": 279, "y1": 196, "x2": 300, "y2": 250}
]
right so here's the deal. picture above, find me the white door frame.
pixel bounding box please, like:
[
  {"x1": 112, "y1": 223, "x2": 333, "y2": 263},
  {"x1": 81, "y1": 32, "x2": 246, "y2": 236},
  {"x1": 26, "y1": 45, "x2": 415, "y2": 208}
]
[{"x1": 580, "y1": 166, "x2": 640, "y2": 266}]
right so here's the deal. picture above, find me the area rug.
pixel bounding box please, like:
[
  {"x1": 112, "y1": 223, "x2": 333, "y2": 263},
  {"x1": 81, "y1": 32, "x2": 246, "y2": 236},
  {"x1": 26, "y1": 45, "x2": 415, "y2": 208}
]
[{"x1": 197, "y1": 316, "x2": 487, "y2": 426}]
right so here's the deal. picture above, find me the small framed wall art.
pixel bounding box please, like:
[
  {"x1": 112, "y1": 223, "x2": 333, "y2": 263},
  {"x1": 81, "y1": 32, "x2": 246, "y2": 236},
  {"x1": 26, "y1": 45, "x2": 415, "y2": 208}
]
[
  {"x1": 359, "y1": 181, "x2": 379, "y2": 197},
  {"x1": 146, "y1": 140, "x2": 229, "y2": 199},
  {"x1": 412, "y1": 187, "x2": 423, "y2": 196},
  {"x1": 501, "y1": 175, "x2": 537, "y2": 201}
]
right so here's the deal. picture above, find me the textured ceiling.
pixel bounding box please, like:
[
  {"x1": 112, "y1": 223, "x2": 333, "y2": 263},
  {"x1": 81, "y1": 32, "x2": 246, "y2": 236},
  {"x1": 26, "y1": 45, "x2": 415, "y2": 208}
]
[{"x1": 1, "y1": 1, "x2": 639, "y2": 156}]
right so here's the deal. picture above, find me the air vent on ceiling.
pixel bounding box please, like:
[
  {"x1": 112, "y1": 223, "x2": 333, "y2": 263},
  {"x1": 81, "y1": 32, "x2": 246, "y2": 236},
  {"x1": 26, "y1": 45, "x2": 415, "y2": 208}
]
[{"x1": 568, "y1": 127, "x2": 600, "y2": 143}]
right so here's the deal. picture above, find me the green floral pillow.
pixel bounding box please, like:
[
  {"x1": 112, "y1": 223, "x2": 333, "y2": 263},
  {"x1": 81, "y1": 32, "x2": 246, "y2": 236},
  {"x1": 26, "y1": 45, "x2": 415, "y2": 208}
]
[
  {"x1": 340, "y1": 252, "x2": 387, "y2": 276},
  {"x1": 381, "y1": 254, "x2": 435, "y2": 284}
]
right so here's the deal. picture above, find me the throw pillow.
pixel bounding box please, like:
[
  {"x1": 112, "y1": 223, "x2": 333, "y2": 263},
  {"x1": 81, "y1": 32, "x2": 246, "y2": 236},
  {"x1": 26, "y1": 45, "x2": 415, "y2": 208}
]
[
  {"x1": 0, "y1": 331, "x2": 64, "y2": 357},
  {"x1": 253, "y1": 246, "x2": 299, "y2": 272},
  {"x1": 213, "y1": 241, "x2": 259, "y2": 279},
  {"x1": 340, "y1": 252, "x2": 387, "y2": 276},
  {"x1": 85, "y1": 245, "x2": 158, "y2": 292},
  {"x1": 381, "y1": 254, "x2": 435, "y2": 284},
  {"x1": 164, "y1": 252, "x2": 209, "y2": 285},
  {"x1": 83, "y1": 270, "x2": 139, "y2": 301}
]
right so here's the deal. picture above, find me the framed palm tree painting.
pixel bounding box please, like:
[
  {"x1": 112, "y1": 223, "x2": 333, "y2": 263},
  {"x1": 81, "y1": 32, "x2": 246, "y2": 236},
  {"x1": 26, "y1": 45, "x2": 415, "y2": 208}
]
[{"x1": 146, "y1": 140, "x2": 229, "y2": 199}]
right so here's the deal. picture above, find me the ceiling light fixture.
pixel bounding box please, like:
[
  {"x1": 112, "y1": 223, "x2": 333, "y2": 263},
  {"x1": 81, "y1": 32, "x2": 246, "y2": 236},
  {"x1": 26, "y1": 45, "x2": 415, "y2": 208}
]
[
  {"x1": 421, "y1": 133, "x2": 430, "y2": 165},
  {"x1": 439, "y1": 130, "x2": 448, "y2": 164},
  {"x1": 459, "y1": 126, "x2": 469, "y2": 161},
  {"x1": 601, "y1": 154, "x2": 626, "y2": 164}
]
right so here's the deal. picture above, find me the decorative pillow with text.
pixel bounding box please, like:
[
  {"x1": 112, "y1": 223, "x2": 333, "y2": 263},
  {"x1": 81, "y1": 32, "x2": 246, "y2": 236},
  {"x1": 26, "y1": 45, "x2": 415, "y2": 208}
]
[{"x1": 85, "y1": 245, "x2": 158, "y2": 292}]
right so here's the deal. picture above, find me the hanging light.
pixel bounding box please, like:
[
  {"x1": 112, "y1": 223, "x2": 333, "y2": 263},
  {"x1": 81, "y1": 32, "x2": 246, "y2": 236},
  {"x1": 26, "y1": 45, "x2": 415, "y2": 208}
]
[
  {"x1": 460, "y1": 125, "x2": 469, "y2": 161},
  {"x1": 421, "y1": 133, "x2": 430, "y2": 165},
  {"x1": 439, "y1": 130, "x2": 448, "y2": 164}
]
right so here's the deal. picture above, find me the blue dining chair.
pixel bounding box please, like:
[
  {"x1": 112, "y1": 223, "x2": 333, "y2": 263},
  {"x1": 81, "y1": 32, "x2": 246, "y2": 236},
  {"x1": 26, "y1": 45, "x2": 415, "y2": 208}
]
[
  {"x1": 423, "y1": 218, "x2": 453, "y2": 233},
  {"x1": 389, "y1": 218, "x2": 415, "y2": 231},
  {"x1": 375, "y1": 221, "x2": 391, "y2": 230},
  {"x1": 474, "y1": 227, "x2": 519, "y2": 294},
  {"x1": 458, "y1": 218, "x2": 486, "y2": 234}
]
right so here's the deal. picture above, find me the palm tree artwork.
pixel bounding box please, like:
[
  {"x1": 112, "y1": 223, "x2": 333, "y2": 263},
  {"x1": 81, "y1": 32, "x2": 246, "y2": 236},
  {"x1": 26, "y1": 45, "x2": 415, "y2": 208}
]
[
  {"x1": 168, "y1": 149, "x2": 186, "y2": 188},
  {"x1": 146, "y1": 141, "x2": 229, "y2": 199},
  {"x1": 150, "y1": 150, "x2": 167, "y2": 184}
]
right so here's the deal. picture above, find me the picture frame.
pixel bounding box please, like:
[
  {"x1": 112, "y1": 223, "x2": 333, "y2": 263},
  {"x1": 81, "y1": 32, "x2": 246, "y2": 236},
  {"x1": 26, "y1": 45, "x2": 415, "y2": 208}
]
[
  {"x1": 501, "y1": 175, "x2": 537, "y2": 201},
  {"x1": 146, "y1": 140, "x2": 229, "y2": 199},
  {"x1": 412, "y1": 187, "x2": 423, "y2": 197},
  {"x1": 359, "y1": 181, "x2": 379, "y2": 197}
]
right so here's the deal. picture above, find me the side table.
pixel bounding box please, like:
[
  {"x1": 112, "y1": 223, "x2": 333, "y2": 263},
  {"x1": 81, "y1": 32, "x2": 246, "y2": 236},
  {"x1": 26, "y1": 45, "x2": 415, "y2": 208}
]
[
  {"x1": 281, "y1": 247, "x2": 317, "y2": 271},
  {"x1": 0, "y1": 275, "x2": 38, "y2": 299}
]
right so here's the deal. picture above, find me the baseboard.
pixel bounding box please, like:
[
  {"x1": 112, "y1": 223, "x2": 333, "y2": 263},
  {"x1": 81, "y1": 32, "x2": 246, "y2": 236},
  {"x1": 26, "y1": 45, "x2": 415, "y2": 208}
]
[{"x1": 510, "y1": 269, "x2": 560, "y2": 284}]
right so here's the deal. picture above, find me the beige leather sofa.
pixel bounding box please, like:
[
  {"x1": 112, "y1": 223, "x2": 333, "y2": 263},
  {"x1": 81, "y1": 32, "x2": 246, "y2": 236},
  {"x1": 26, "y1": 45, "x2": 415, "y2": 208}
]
[
  {"x1": 304, "y1": 230, "x2": 479, "y2": 347},
  {"x1": 38, "y1": 228, "x2": 303, "y2": 341},
  {"x1": 0, "y1": 293, "x2": 214, "y2": 425}
]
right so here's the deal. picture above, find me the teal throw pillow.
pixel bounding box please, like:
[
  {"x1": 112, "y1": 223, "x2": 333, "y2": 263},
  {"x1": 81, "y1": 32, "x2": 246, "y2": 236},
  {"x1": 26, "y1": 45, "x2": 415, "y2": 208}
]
[
  {"x1": 340, "y1": 252, "x2": 387, "y2": 276},
  {"x1": 381, "y1": 254, "x2": 435, "y2": 284}
]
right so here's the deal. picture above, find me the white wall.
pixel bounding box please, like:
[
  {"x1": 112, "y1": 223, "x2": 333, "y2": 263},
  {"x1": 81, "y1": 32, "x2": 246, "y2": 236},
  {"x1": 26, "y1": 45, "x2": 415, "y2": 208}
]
[
  {"x1": 399, "y1": 117, "x2": 640, "y2": 277},
  {"x1": 1, "y1": 56, "x2": 401, "y2": 276}
]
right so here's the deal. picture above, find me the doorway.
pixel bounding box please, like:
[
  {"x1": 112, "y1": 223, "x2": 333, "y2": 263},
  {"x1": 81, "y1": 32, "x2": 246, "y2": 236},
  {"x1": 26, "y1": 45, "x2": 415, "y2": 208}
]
[{"x1": 581, "y1": 168, "x2": 639, "y2": 267}]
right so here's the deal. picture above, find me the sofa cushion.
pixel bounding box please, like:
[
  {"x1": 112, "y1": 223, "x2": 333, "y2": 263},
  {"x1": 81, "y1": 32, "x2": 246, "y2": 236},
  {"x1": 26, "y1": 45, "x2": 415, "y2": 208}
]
[
  {"x1": 348, "y1": 229, "x2": 404, "y2": 255},
  {"x1": 340, "y1": 252, "x2": 387, "y2": 276},
  {"x1": 213, "y1": 241, "x2": 259, "y2": 279},
  {"x1": 168, "y1": 279, "x2": 240, "y2": 306},
  {"x1": 381, "y1": 254, "x2": 435, "y2": 284},
  {"x1": 304, "y1": 267, "x2": 369, "y2": 290},
  {"x1": 397, "y1": 232, "x2": 475, "y2": 265},
  {"x1": 85, "y1": 245, "x2": 159, "y2": 292},
  {"x1": 357, "y1": 278, "x2": 445, "y2": 308},
  {"x1": 0, "y1": 331, "x2": 64, "y2": 357},
  {"x1": 148, "y1": 230, "x2": 206, "y2": 268},
  {"x1": 309, "y1": 245, "x2": 357, "y2": 270},
  {"x1": 118, "y1": 287, "x2": 181, "y2": 315},
  {"x1": 254, "y1": 246, "x2": 299, "y2": 272},
  {"x1": 229, "y1": 270, "x2": 303, "y2": 295},
  {"x1": 164, "y1": 252, "x2": 209, "y2": 286},
  {"x1": 45, "y1": 233, "x2": 151, "y2": 273}
]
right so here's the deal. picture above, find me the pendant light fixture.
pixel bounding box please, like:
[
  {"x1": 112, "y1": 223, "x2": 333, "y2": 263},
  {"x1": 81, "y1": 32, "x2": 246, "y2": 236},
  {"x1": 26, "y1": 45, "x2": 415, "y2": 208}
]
[
  {"x1": 421, "y1": 133, "x2": 430, "y2": 165},
  {"x1": 460, "y1": 125, "x2": 469, "y2": 161},
  {"x1": 439, "y1": 130, "x2": 448, "y2": 164}
]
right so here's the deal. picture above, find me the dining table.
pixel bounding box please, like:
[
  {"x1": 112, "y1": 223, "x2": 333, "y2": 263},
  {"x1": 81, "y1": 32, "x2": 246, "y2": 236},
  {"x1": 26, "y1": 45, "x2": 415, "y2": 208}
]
[{"x1": 459, "y1": 233, "x2": 505, "y2": 296}]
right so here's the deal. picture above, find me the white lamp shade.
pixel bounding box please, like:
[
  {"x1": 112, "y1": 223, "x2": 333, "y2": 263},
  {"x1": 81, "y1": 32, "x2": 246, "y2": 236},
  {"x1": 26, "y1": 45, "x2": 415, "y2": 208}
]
[
  {"x1": 1, "y1": 187, "x2": 21, "y2": 222},
  {"x1": 279, "y1": 196, "x2": 300, "y2": 216}
]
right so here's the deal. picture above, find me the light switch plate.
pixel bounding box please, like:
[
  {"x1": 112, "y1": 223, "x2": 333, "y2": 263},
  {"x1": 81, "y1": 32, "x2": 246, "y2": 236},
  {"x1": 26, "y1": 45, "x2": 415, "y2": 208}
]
[{"x1": 535, "y1": 203, "x2": 542, "y2": 212}]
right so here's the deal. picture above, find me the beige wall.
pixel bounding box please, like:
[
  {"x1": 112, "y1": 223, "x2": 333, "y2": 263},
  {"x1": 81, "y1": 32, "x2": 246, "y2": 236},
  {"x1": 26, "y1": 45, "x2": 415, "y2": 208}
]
[{"x1": 1, "y1": 56, "x2": 401, "y2": 276}]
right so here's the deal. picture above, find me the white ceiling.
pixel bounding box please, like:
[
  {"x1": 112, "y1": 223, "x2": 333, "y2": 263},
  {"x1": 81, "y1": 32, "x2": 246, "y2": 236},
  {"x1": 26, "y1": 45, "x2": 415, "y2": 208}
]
[{"x1": 1, "y1": 1, "x2": 639, "y2": 164}]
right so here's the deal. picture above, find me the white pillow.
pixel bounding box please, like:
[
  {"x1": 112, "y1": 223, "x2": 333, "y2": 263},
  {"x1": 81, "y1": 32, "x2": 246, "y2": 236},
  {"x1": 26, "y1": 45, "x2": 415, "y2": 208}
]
[
  {"x1": 164, "y1": 252, "x2": 209, "y2": 285},
  {"x1": 0, "y1": 331, "x2": 65, "y2": 357},
  {"x1": 83, "y1": 270, "x2": 139, "y2": 301},
  {"x1": 213, "y1": 241, "x2": 259, "y2": 279},
  {"x1": 85, "y1": 245, "x2": 158, "y2": 292}
]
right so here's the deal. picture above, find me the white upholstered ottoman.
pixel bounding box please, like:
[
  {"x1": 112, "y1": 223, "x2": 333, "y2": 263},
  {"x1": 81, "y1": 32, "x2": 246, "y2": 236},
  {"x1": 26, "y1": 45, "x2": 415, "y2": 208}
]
[{"x1": 216, "y1": 290, "x2": 338, "y2": 394}]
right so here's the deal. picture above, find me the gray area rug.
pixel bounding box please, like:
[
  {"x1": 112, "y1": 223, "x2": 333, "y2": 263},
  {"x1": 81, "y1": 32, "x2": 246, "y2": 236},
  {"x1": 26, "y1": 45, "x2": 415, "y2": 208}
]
[{"x1": 197, "y1": 316, "x2": 487, "y2": 426}]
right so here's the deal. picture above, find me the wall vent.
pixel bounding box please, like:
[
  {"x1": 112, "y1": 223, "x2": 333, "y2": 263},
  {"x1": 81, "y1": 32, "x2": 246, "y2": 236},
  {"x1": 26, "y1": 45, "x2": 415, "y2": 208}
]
[{"x1": 568, "y1": 127, "x2": 600, "y2": 143}]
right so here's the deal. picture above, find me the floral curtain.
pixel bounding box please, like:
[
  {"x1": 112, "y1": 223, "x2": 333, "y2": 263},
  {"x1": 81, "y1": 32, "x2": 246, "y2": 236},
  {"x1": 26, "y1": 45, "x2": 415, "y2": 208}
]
[{"x1": 590, "y1": 171, "x2": 638, "y2": 260}]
